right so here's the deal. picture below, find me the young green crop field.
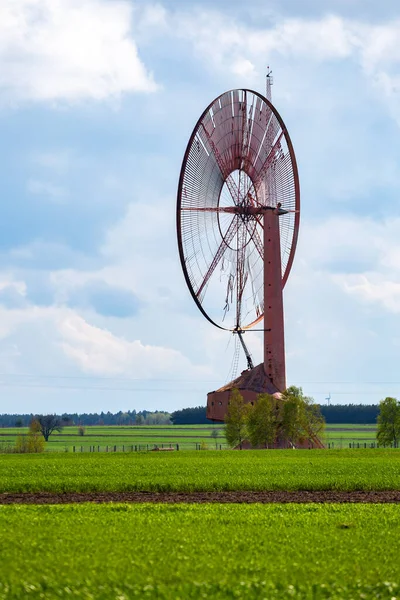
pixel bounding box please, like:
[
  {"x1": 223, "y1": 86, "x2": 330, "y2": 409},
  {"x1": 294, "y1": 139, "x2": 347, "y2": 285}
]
[
  {"x1": 0, "y1": 423, "x2": 378, "y2": 452},
  {"x1": 0, "y1": 503, "x2": 399, "y2": 599},
  {"x1": 1, "y1": 449, "x2": 400, "y2": 494}
]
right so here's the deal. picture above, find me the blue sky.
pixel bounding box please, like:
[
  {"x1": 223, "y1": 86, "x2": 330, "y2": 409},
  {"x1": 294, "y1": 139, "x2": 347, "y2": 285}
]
[{"x1": 1, "y1": 0, "x2": 400, "y2": 413}]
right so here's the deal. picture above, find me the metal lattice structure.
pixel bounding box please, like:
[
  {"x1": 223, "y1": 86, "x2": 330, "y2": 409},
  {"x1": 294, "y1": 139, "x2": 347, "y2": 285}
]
[
  {"x1": 177, "y1": 88, "x2": 299, "y2": 332},
  {"x1": 177, "y1": 83, "x2": 300, "y2": 422}
]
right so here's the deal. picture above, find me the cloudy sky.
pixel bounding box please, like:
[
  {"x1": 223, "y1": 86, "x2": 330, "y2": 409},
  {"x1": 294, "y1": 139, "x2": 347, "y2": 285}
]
[{"x1": 1, "y1": 0, "x2": 400, "y2": 414}]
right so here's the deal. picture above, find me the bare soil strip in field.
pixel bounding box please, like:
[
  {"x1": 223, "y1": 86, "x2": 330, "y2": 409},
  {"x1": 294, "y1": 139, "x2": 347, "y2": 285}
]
[{"x1": 1, "y1": 490, "x2": 400, "y2": 504}]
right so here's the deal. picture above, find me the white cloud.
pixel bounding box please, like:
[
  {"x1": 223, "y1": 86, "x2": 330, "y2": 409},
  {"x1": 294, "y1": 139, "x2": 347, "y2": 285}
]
[
  {"x1": 232, "y1": 58, "x2": 256, "y2": 77},
  {"x1": 0, "y1": 279, "x2": 26, "y2": 297},
  {"x1": 138, "y1": 11, "x2": 357, "y2": 74},
  {"x1": 335, "y1": 274, "x2": 400, "y2": 314},
  {"x1": 177, "y1": 12, "x2": 386, "y2": 70},
  {"x1": 0, "y1": 0, "x2": 157, "y2": 103},
  {"x1": 299, "y1": 216, "x2": 385, "y2": 271},
  {"x1": 134, "y1": 3, "x2": 168, "y2": 34},
  {"x1": 58, "y1": 313, "x2": 208, "y2": 377},
  {"x1": 137, "y1": 8, "x2": 400, "y2": 122},
  {"x1": 0, "y1": 304, "x2": 46, "y2": 340},
  {"x1": 32, "y1": 151, "x2": 72, "y2": 175},
  {"x1": 46, "y1": 197, "x2": 177, "y2": 302},
  {"x1": 27, "y1": 179, "x2": 68, "y2": 201},
  {"x1": 0, "y1": 299, "x2": 210, "y2": 381},
  {"x1": 296, "y1": 215, "x2": 400, "y2": 316},
  {"x1": 40, "y1": 195, "x2": 234, "y2": 382}
]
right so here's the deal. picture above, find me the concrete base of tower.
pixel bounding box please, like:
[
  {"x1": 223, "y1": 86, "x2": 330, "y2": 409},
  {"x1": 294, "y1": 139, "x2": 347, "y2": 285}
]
[{"x1": 206, "y1": 363, "x2": 324, "y2": 449}]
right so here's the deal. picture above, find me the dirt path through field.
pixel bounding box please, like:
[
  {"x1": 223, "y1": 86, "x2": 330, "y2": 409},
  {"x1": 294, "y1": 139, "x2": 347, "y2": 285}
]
[{"x1": 1, "y1": 490, "x2": 400, "y2": 504}]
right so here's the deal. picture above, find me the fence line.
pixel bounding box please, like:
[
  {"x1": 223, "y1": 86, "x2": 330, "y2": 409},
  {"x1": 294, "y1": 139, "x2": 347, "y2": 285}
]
[
  {"x1": 67, "y1": 443, "x2": 225, "y2": 453},
  {"x1": 327, "y1": 442, "x2": 378, "y2": 449}
]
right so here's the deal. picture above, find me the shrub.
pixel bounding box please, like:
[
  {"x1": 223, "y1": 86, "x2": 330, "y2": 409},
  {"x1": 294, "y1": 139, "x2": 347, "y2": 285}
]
[
  {"x1": 15, "y1": 433, "x2": 45, "y2": 454},
  {"x1": 29, "y1": 419, "x2": 41, "y2": 433},
  {"x1": 28, "y1": 433, "x2": 45, "y2": 453}
]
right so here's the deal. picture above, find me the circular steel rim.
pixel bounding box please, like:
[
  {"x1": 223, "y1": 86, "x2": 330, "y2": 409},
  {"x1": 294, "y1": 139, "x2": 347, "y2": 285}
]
[{"x1": 177, "y1": 88, "x2": 300, "y2": 331}]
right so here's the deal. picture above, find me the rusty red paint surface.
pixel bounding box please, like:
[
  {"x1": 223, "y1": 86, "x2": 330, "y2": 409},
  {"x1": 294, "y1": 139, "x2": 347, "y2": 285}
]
[{"x1": 176, "y1": 86, "x2": 319, "y2": 446}]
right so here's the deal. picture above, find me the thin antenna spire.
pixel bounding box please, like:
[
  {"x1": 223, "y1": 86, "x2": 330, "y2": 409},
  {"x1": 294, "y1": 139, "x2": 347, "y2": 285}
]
[{"x1": 266, "y1": 66, "x2": 273, "y2": 101}]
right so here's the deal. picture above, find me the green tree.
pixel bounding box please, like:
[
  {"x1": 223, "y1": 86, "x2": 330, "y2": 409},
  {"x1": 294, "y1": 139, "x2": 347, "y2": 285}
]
[
  {"x1": 377, "y1": 397, "x2": 400, "y2": 448},
  {"x1": 281, "y1": 386, "x2": 325, "y2": 447},
  {"x1": 281, "y1": 395, "x2": 303, "y2": 447},
  {"x1": 303, "y1": 397, "x2": 325, "y2": 441},
  {"x1": 246, "y1": 394, "x2": 279, "y2": 448},
  {"x1": 224, "y1": 389, "x2": 249, "y2": 450}
]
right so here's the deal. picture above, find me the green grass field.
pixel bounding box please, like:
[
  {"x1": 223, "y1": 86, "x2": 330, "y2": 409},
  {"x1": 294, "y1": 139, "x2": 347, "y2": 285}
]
[
  {"x1": 0, "y1": 503, "x2": 399, "y2": 599},
  {"x1": 325, "y1": 424, "x2": 377, "y2": 447},
  {"x1": 0, "y1": 423, "x2": 379, "y2": 452},
  {"x1": 1, "y1": 439, "x2": 399, "y2": 599},
  {"x1": 1, "y1": 449, "x2": 400, "y2": 493},
  {"x1": 0, "y1": 425, "x2": 228, "y2": 451}
]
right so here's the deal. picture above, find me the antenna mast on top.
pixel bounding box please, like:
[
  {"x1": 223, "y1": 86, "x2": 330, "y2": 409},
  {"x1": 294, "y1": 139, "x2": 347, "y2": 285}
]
[{"x1": 266, "y1": 67, "x2": 273, "y2": 101}]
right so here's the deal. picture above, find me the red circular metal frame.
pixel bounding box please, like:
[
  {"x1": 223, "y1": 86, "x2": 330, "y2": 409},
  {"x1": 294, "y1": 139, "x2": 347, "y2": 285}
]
[{"x1": 177, "y1": 88, "x2": 300, "y2": 331}]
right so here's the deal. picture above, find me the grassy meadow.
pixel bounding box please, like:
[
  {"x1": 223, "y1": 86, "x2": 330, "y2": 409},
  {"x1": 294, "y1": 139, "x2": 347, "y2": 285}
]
[
  {"x1": 0, "y1": 424, "x2": 228, "y2": 451},
  {"x1": 1, "y1": 430, "x2": 399, "y2": 600},
  {"x1": 0, "y1": 503, "x2": 399, "y2": 599},
  {"x1": 1, "y1": 449, "x2": 400, "y2": 493},
  {"x1": 0, "y1": 423, "x2": 379, "y2": 452},
  {"x1": 324, "y1": 424, "x2": 377, "y2": 447}
]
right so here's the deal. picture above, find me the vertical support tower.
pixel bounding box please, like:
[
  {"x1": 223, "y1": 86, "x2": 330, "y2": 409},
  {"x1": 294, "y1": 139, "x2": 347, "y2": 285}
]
[
  {"x1": 263, "y1": 207, "x2": 286, "y2": 392},
  {"x1": 176, "y1": 84, "x2": 300, "y2": 423}
]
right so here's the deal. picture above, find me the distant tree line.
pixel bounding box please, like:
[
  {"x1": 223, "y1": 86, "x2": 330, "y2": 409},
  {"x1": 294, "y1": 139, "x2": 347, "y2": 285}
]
[
  {"x1": 0, "y1": 403, "x2": 381, "y2": 428},
  {"x1": 0, "y1": 410, "x2": 171, "y2": 428},
  {"x1": 320, "y1": 404, "x2": 379, "y2": 424},
  {"x1": 170, "y1": 406, "x2": 213, "y2": 424},
  {"x1": 171, "y1": 403, "x2": 380, "y2": 425}
]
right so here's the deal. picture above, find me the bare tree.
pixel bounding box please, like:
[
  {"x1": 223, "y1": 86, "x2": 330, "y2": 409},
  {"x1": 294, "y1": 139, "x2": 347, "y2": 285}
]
[
  {"x1": 210, "y1": 428, "x2": 220, "y2": 449},
  {"x1": 35, "y1": 415, "x2": 64, "y2": 442}
]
